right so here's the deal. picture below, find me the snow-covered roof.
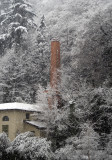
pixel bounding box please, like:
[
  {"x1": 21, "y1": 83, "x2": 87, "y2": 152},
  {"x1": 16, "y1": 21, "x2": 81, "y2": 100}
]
[
  {"x1": 25, "y1": 121, "x2": 46, "y2": 129},
  {"x1": 0, "y1": 102, "x2": 42, "y2": 112}
]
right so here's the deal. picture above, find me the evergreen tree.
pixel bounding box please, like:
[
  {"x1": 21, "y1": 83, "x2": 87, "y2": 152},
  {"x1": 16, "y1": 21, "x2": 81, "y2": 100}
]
[
  {"x1": 0, "y1": 0, "x2": 37, "y2": 103},
  {"x1": 0, "y1": 0, "x2": 11, "y2": 18},
  {"x1": 35, "y1": 15, "x2": 50, "y2": 86},
  {"x1": 0, "y1": 0, "x2": 36, "y2": 55}
]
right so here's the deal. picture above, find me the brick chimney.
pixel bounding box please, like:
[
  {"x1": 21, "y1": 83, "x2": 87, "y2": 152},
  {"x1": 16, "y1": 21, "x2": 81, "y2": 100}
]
[
  {"x1": 50, "y1": 40, "x2": 60, "y2": 89},
  {"x1": 49, "y1": 40, "x2": 61, "y2": 108}
]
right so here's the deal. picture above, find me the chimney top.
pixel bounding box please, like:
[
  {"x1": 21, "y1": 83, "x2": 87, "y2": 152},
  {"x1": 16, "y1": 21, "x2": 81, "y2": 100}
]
[{"x1": 51, "y1": 38, "x2": 59, "y2": 42}]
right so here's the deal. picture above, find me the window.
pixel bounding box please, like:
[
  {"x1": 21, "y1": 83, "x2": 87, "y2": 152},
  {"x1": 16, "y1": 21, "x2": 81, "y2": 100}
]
[
  {"x1": 2, "y1": 116, "x2": 9, "y2": 121},
  {"x1": 2, "y1": 125, "x2": 9, "y2": 136},
  {"x1": 26, "y1": 113, "x2": 30, "y2": 119},
  {"x1": 31, "y1": 131, "x2": 35, "y2": 134}
]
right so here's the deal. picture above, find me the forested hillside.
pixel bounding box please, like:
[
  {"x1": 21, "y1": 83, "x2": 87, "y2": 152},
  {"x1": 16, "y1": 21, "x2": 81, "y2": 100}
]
[
  {"x1": 0, "y1": 0, "x2": 112, "y2": 103},
  {"x1": 0, "y1": 0, "x2": 50, "y2": 103},
  {"x1": 34, "y1": 0, "x2": 112, "y2": 98},
  {"x1": 0, "y1": 0, "x2": 112, "y2": 160}
]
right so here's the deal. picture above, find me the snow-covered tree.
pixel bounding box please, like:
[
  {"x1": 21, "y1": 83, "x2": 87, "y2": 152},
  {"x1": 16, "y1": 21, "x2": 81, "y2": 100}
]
[
  {"x1": 77, "y1": 6, "x2": 112, "y2": 87},
  {"x1": 0, "y1": 0, "x2": 39, "y2": 103},
  {"x1": 6, "y1": 131, "x2": 54, "y2": 160},
  {"x1": 0, "y1": 132, "x2": 11, "y2": 159},
  {"x1": 35, "y1": 85, "x2": 80, "y2": 151},
  {"x1": 35, "y1": 15, "x2": 50, "y2": 86},
  {"x1": 77, "y1": 123, "x2": 100, "y2": 160},
  {"x1": 105, "y1": 132, "x2": 112, "y2": 160},
  {"x1": 55, "y1": 123, "x2": 101, "y2": 160},
  {"x1": 55, "y1": 142, "x2": 78, "y2": 160},
  {"x1": 0, "y1": 0, "x2": 36, "y2": 55}
]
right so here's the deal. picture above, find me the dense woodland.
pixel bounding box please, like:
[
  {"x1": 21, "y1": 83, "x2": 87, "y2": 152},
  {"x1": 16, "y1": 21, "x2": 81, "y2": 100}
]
[{"x1": 0, "y1": 0, "x2": 112, "y2": 159}]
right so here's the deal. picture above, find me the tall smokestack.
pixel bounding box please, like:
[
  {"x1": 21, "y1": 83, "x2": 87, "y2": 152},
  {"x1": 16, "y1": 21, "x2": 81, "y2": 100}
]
[
  {"x1": 50, "y1": 40, "x2": 60, "y2": 89},
  {"x1": 49, "y1": 40, "x2": 61, "y2": 108}
]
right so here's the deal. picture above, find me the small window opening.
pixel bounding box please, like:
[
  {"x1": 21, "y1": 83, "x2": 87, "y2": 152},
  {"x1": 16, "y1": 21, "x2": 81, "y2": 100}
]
[
  {"x1": 2, "y1": 125, "x2": 9, "y2": 136},
  {"x1": 26, "y1": 113, "x2": 30, "y2": 119},
  {"x1": 2, "y1": 116, "x2": 9, "y2": 121}
]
